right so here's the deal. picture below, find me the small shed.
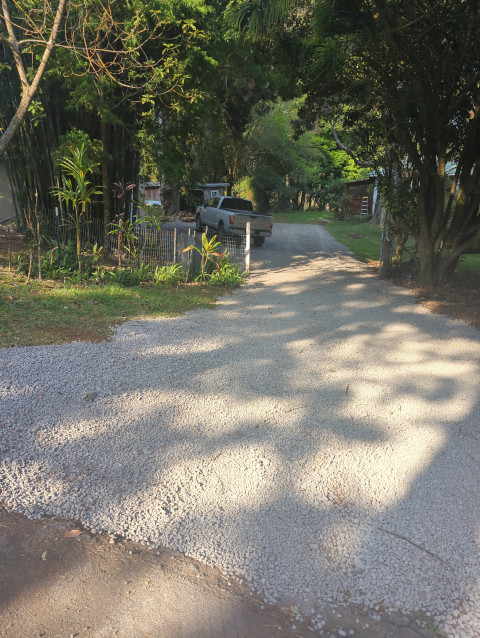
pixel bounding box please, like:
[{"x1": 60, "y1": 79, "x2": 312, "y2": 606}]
[
  {"x1": 143, "y1": 182, "x2": 161, "y2": 203},
  {"x1": 344, "y1": 177, "x2": 376, "y2": 215},
  {"x1": 199, "y1": 183, "x2": 229, "y2": 202}
]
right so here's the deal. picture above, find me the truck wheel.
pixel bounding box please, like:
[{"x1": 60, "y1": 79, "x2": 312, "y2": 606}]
[
  {"x1": 253, "y1": 236, "x2": 265, "y2": 247},
  {"x1": 196, "y1": 214, "x2": 203, "y2": 233},
  {"x1": 218, "y1": 221, "x2": 225, "y2": 244}
]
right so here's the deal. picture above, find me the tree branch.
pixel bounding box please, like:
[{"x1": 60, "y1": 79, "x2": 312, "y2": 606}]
[
  {"x1": 331, "y1": 121, "x2": 374, "y2": 168},
  {"x1": 0, "y1": 0, "x2": 67, "y2": 156},
  {"x1": 1, "y1": 0, "x2": 28, "y2": 87}
]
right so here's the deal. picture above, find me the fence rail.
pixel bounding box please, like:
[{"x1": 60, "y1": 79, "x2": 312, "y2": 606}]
[{"x1": 0, "y1": 206, "x2": 248, "y2": 275}]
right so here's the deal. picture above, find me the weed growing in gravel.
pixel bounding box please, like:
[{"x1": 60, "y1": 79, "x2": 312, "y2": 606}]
[{"x1": 426, "y1": 619, "x2": 445, "y2": 636}]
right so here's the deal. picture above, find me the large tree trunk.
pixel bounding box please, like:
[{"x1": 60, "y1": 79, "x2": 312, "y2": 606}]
[
  {"x1": 379, "y1": 229, "x2": 394, "y2": 279},
  {"x1": 417, "y1": 231, "x2": 435, "y2": 289},
  {"x1": 169, "y1": 184, "x2": 180, "y2": 216},
  {"x1": 435, "y1": 247, "x2": 462, "y2": 286}
]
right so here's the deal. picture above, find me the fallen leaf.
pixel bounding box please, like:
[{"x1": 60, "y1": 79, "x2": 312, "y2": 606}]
[
  {"x1": 0, "y1": 422, "x2": 4, "y2": 426},
  {"x1": 61, "y1": 530, "x2": 83, "y2": 539},
  {"x1": 7, "y1": 295, "x2": 13, "y2": 300},
  {"x1": 11, "y1": 319, "x2": 19, "y2": 323},
  {"x1": 36, "y1": 393, "x2": 42, "y2": 397},
  {"x1": 36, "y1": 476, "x2": 42, "y2": 483},
  {"x1": 135, "y1": 293, "x2": 141, "y2": 298},
  {"x1": 129, "y1": 331, "x2": 136, "y2": 335},
  {"x1": 41, "y1": 551, "x2": 47, "y2": 560}
]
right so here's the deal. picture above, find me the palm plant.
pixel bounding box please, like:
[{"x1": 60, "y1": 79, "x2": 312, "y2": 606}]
[
  {"x1": 51, "y1": 144, "x2": 102, "y2": 275},
  {"x1": 183, "y1": 233, "x2": 225, "y2": 280}
]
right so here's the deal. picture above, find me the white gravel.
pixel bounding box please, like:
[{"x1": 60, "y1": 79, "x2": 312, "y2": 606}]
[{"x1": 2, "y1": 224, "x2": 480, "y2": 637}]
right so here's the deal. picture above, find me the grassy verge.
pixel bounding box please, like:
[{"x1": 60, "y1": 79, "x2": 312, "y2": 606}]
[
  {"x1": 0, "y1": 269, "x2": 221, "y2": 348},
  {"x1": 272, "y1": 210, "x2": 331, "y2": 225},
  {"x1": 325, "y1": 219, "x2": 382, "y2": 262},
  {"x1": 273, "y1": 209, "x2": 383, "y2": 262},
  {"x1": 458, "y1": 253, "x2": 480, "y2": 275}
]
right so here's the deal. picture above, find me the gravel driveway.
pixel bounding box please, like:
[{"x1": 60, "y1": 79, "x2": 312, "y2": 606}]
[{"x1": 2, "y1": 223, "x2": 480, "y2": 637}]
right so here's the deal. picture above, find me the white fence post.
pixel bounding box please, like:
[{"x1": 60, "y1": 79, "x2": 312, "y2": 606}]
[
  {"x1": 173, "y1": 227, "x2": 177, "y2": 263},
  {"x1": 245, "y1": 222, "x2": 250, "y2": 275}
]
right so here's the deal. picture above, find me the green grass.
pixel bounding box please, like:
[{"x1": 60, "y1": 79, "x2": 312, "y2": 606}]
[
  {"x1": 272, "y1": 210, "x2": 332, "y2": 225},
  {"x1": 273, "y1": 209, "x2": 382, "y2": 262},
  {"x1": 458, "y1": 253, "x2": 480, "y2": 275},
  {"x1": 0, "y1": 269, "x2": 221, "y2": 348},
  {"x1": 326, "y1": 219, "x2": 383, "y2": 262}
]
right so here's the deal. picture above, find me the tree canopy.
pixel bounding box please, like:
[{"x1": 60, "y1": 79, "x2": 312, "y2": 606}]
[
  {"x1": 2, "y1": 0, "x2": 480, "y2": 287},
  {"x1": 229, "y1": 0, "x2": 480, "y2": 285}
]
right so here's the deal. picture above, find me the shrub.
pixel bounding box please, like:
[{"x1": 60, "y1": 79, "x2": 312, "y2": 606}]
[
  {"x1": 154, "y1": 263, "x2": 184, "y2": 286},
  {"x1": 207, "y1": 260, "x2": 245, "y2": 287}
]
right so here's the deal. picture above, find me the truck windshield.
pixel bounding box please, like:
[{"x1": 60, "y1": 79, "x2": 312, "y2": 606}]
[{"x1": 220, "y1": 197, "x2": 254, "y2": 212}]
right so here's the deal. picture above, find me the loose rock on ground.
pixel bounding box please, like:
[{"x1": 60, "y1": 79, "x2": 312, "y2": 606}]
[{"x1": 1, "y1": 224, "x2": 479, "y2": 638}]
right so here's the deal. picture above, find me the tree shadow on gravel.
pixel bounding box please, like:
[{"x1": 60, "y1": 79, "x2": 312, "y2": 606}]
[{"x1": 2, "y1": 234, "x2": 480, "y2": 634}]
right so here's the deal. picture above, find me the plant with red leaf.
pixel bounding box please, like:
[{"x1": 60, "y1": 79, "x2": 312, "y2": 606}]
[{"x1": 111, "y1": 182, "x2": 136, "y2": 266}]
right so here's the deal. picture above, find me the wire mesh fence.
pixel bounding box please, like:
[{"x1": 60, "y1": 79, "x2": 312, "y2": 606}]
[
  {"x1": 378, "y1": 230, "x2": 480, "y2": 293},
  {"x1": 0, "y1": 206, "x2": 248, "y2": 276}
]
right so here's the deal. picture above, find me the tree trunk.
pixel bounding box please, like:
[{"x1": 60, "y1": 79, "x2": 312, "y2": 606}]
[
  {"x1": 169, "y1": 184, "x2": 180, "y2": 216},
  {"x1": 417, "y1": 232, "x2": 435, "y2": 289},
  {"x1": 394, "y1": 228, "x2": 409, "y2": 263},
  {"x1": 436, "y1": 247, "x2": 461, "y2": 286},
  {"x1": 0, "y1": 0, "x2": 67, "y2": 156},
  {"x1": 0, "y1": 93, "x2": 31, "y2": 156},
  {"x1": 101, "y1": 117, "x2": 110, "y2": 250},
  {"x1": 300, "y1": 190, "x2": 306, "y2": 210},
  {"x1": 75, "y1": 211, "x2": 82, "y2": 276},
  {"x1": 380, "y1": 230, "x2": 394, "y2": 279},
  {"x1": 370, "y1": 202, "x2": 384, "y2": 226}
]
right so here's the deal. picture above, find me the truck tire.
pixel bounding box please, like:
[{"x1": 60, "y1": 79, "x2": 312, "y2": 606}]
[
  {"x1": 253, "y1": 236, "x2": 265, "y2": 247},
  {"x1": 196, "y1": 214, "x2": 203, "y2": 233}
]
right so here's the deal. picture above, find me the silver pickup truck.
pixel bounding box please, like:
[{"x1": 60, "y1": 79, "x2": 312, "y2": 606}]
[{"x1": 195, "y1": 196, "x2": 273, "y2": 246}]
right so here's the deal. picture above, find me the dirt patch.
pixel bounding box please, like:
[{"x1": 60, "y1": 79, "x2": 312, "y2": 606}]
[
  {"x1": 366, "y1": 261, "x2": 480, "y2": 331},
  {"x1": 0, "y1": 507, "x2": 302, "y2": 638},
  {"x1": 0, "y1": 507, "x2": 435, "y2": 638},
  {"x1": 414, "y1": 285, "x2": 480, "y2": 331}
]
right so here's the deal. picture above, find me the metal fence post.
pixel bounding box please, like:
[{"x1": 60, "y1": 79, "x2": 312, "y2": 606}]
[
  {"x1": 433, "y1": 240, "x2": 444, "y2": 291},
  {"x1": 173, "y1": 227, "x2": 177, "y2": 264},
  {"x1": 379, "y1": 230, "x2": 384, "y2": 275},
  {"x1": 55, "y1": 207, "x2": 61, "y2": 267},
  {"x1": 193, "y1": 230, "x2": 196, "y2": 272},
  {"x1": 245, "y1": 222, "x2": 251, "y2": 274}
]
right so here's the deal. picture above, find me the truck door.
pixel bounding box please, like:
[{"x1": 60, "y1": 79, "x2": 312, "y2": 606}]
[{"x1": 204, "y1": 197, "x2": 220, "y2": 228}]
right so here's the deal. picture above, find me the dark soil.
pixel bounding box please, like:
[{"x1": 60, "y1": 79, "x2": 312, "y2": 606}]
[{"x1": 0, "y1": 506, "x2": 437, "y2": 638}]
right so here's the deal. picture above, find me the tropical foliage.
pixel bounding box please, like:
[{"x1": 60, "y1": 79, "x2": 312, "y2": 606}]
[{"x1": 234, "y1": 98, "x2": 367, "y2": 211}]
